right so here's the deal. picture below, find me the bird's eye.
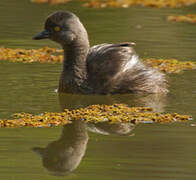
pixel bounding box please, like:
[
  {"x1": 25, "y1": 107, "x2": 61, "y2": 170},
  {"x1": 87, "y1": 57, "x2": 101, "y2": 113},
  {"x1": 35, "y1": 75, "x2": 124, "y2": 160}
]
[{"x1": 54, "y1": 26, "x2": 61, "y2": 32}]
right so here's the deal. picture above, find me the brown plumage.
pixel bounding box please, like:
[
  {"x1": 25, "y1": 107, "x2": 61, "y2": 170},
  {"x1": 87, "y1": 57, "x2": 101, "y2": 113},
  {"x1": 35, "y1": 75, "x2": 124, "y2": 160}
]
[{"x1": 33, "y1": 11, "x2": 168, "y2": 94}]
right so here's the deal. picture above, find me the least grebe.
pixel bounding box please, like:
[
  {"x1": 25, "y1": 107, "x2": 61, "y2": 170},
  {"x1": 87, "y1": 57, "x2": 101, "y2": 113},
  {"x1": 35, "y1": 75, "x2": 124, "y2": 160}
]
[{"x1": 33, "y1": 11, "x2": 168, "y2": 94}]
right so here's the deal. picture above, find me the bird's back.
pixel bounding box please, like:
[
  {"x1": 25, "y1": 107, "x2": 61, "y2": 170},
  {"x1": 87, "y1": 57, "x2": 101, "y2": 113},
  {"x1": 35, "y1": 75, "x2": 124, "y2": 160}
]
[{"x1": 87, "y1": 43, "x2": 168, "y2": 94}]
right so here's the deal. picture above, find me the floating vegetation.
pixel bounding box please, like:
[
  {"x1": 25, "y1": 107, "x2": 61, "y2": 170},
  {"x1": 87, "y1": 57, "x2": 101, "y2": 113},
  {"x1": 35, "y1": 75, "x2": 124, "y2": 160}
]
[
  {"x1": 83, "y1": 0, "x2": 196, "y2": 8},
  {"x1": 0, "y1": 104, "x2": 192, "y2": 128},
  {"x1": 31, "y1": 0, "x2": 196, "y2": 8},
  {"x1": 0, "y1": 47, "x2": 63, "y2": 63},
  {"x1": 0, "y1": 47, "x2": 195, "y2": 73},
  {"x1": 144, "y1": 58, "x2": 196, "y2": 73},
  {"x1": 168, "y1": 14, "x2": 196, "y2": 24}
]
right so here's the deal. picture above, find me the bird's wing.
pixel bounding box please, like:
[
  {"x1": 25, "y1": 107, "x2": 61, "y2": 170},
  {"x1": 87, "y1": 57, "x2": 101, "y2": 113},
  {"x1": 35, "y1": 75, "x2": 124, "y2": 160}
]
[{"x1": 87, "y1": 42, "x2": 137, "y2": 93}]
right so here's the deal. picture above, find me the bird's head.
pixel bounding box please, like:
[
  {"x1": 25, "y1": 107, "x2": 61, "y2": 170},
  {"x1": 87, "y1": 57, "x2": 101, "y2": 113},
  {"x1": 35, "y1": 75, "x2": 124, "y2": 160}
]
[{"x1": 33, "y1": 11, "x2": 88, "y2": 46}]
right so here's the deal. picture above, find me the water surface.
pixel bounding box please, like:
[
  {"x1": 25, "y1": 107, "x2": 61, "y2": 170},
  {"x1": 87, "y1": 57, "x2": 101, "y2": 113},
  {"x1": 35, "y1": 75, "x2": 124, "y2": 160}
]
[{"x1": 0, "y1": 0, "x2": 195, "y2": 179}]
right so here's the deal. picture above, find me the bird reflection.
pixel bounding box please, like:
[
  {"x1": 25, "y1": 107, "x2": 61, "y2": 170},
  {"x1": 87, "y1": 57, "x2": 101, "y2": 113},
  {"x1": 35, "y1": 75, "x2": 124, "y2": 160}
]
[
  {"x1": 32, "y1": 120, "x2": 136, "y2": 176},
  {"x1": 32, "y1": 121, "x2": 88, "y2": 176},
  {"x1": 32, "y1": 92, "x2": 166, "y2": 176}
]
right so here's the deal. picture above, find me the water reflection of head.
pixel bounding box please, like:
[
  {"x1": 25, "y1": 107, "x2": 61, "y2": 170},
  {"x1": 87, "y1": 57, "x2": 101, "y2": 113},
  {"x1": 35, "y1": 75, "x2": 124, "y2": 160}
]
[{"x1": 32, "y1": 121, "x2": 88, "y2": 176}]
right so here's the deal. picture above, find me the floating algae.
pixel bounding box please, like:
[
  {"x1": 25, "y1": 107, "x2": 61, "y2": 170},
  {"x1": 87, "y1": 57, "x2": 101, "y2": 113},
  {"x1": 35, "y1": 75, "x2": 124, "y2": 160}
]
[
  {"x1": 31, "y1": 0, "x2": 196, "y2": 8},
  {"x1": 0, "y1": 104, "x2": 192, "y2": 128},
  {"x1": 168, "y1": 14, "x2": 196, "y2": 24},
  {"x1": 83, "y1": 0, "x2": 196, "y2": 8},
  {"x1": 144, "y1": 58, "x2": 196, "y2": 73},
  {"x1": 0, "y1": 47, "x2": 63, "y2": 63},
  {"x1": 0, "y1": 47, "x2": 195, "y2": 74}
]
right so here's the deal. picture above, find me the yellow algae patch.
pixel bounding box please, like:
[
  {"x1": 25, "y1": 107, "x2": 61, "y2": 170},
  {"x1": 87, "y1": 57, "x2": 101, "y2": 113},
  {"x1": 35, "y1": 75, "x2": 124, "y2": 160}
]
[
  {"x1": 0, "y1": 47, "x2": 63, "y2": 63},
  {"x1": 83, "y1": 0, "x2": 196, "y2": 8},
  {"x1": 144, "y1": 58, "x2": 196, "y2": 73},
  {"x1": 0, "y1": 104, "x2": 192, "y2": 128},
  {"x1": 0, "y1": 112, "x2": 70, "y2": 128},
  {"x1": 168, "y1": 14, "x2": 196, "y2": 24},
  {"x1": 31, "y1": 0, "x2": 196, "y2": 8}
]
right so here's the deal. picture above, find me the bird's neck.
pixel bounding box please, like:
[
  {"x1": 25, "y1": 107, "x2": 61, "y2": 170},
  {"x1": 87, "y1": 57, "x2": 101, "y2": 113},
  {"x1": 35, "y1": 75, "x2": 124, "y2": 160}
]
[
  {"x1": 63, "y1": 41, "x2": 89, "y2": 74},
  {"x1": 60, "y1": 121, "x2": 88, "y2": 143},
  {"x1": 59, "y1": 40, "x2": 89, "y2": 93}
]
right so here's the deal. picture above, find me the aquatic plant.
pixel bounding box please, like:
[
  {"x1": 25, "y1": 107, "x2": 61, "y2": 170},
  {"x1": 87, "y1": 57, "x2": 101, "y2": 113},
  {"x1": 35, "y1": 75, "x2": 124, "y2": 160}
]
[
  {"x1": 31, "y1": 0, "x2": 196, "y2": 8},
  {"x1": 0, "y1": 104, "x2": 192, "y2": 128},
  {"x1": 0, "y1": 47, "x2": 195, "y2": 73},
  {"x1": 83, "y1": 0, "x2": 196, "y2": 8},
  {"x1": 144, "y1": 58, "x2": 196, "y2": 73},
  {"x1": 0, "y1": 47, "x2": 63, "y2": 63},
  {"x1": 168, "y1": 14, "x2": 196, "y2": 23}
]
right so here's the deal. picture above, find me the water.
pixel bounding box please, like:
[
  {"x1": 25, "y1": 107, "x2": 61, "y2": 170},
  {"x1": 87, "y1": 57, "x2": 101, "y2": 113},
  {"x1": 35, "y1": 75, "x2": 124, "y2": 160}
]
[{"x1": 0, "y1": 0, "x2": 196, "y2": 179}]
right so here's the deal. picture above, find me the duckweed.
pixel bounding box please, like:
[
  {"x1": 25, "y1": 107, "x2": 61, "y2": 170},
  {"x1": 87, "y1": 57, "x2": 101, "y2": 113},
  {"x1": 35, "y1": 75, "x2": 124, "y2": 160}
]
[
  {"x1": 0, "y1": 47, "x2": 195, "y2": 73},
  {"x1": 31, "y1": 0, "x2": 196, "y2": 8},
  {"x1": 168, "y1": 14, "x2": 196, "y2": 23},
  {"x1": 144, "y1": 58, "x2": 196, "y2": 73},
  {"x1": 83, "y1": 0, "x2": 196, "y2": 8},
  {"x1": 0, "y1": 47, "x2": 63, "y2": 63},
  {"x1": 0, "y1": 104, "x2": 192, "y2": 128}
]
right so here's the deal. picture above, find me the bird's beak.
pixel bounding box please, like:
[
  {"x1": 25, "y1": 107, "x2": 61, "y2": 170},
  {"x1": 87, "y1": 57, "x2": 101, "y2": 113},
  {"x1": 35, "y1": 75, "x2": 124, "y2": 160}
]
[{"x1": 33, "y1": 29, "x2": 50, "y2": 40}]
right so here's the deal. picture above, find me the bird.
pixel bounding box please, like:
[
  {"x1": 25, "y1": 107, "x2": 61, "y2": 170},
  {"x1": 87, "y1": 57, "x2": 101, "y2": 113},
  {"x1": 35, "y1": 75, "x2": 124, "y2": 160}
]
[{"x1": 33, "y1": 10, "x2": 168, "y2": 94}]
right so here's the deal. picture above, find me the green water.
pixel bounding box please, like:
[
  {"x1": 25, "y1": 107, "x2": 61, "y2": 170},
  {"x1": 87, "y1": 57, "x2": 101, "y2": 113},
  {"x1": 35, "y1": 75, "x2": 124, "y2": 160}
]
[{"x1": 0, "y1": 0, "x2": 196, "y2": 179}]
